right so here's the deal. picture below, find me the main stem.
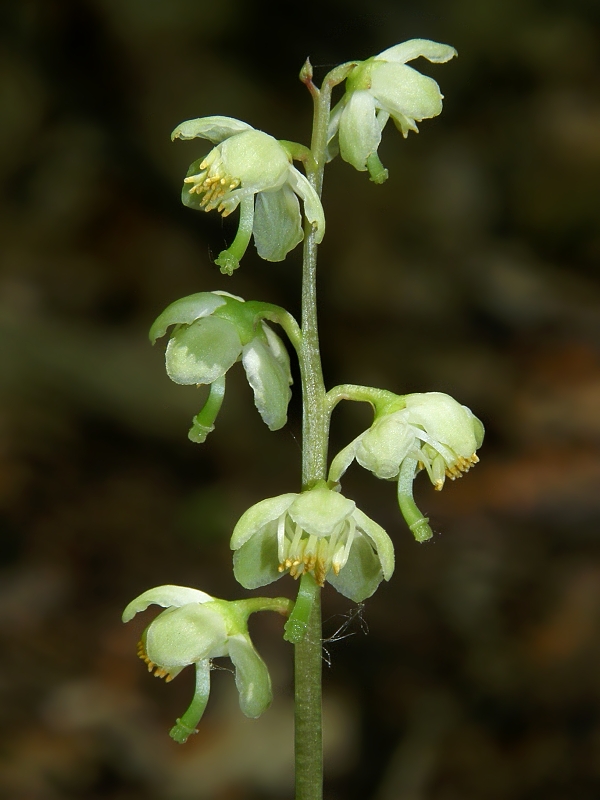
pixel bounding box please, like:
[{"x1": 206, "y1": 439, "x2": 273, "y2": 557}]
[{"x1": 294, "y1": 63, "x2": 350, "y2": 800}]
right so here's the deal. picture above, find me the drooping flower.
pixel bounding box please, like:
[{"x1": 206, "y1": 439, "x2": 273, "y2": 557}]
[
  {"x1": 172, "y1": 116, "x2": 325, "y2": 274},
  {"x1": 150, "y1": 291, "x2": 293, "y2": 441},
  {"x1": 230, "y1": 482, "x2": 394, "y2": 602},
  {"x1": 327, "y1": 39, "x2": 457, "y2": 183},
  {"x1": 329, "y1": 392, "x2": 484, "y2": 542},
  {"x1": 123, "y1": 585, "x2": 280, "y2": 743}
]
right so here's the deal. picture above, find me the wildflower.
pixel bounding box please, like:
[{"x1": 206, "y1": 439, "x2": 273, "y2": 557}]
[
  {"x1": 172, "y1": 116, "x2": 325, "y2": 274},
  {"x1": 327, "y1": 39, "x2": 457, "y2": 182},
  {"x1": 329, "y1": 392, "x2": 484, "y2": 542},
  {"x1": 150, "y1": 291, "x2": 292, "y2": 440},
  {"x1": 123, "y1": 585, "x2": 278, "y2": 743},
  {"x1": 231, "y1": 482, "x2": 394, "y2": 602}
]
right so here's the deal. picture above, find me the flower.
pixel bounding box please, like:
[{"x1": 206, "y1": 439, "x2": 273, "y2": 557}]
[
  {"x1": 150, "y1": 291, "x2": 293, "y2": 440},
  {"x1": 230, "y1": 482, "x2": 394, "y2": 602},
  {"x1": 328, "y1": 392, "x2": 484, "y2": 542},
  {"x1": 123, "y1": 585, "x2": 276, "y2": 743},
  {"x1": 172, "y1": 116, "x2": 325, "y2": 274},
  {"x1": 327, "y1": 39, "x2": 457, "y2": 183}
]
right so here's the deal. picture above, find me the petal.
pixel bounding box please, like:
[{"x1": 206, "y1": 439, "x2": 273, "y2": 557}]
[
  {"x1": 355, "y1": 412, "x2": 414, "y2": 479},
  {"x1": 242, "y1": 336, "x2": 292, "y2": 430},
  {"x1": 253, "y1": 185, "x2": 304, "y2": 261},
  {"x1": 338, "y1": 90, "x2": 381, "y2": 172},
  {"x1": 232, "y1": 521, "x2": 283, "y2": 589},
  {"x1": 221, "y1": 130, "x2": 291, "y2": 192},
  {"x1": 165, "y1": 316, "x2": 242, "y2": 385},
  {"x1": 376, "y1": 39, "x2": 458, "y2": 65},
  {"x1": 261, "y1": 321, "x2": 292, "y2": 377},
  {"x1": 325, "y1": 96, "x2": 346, "y2": 161},
  {"x1": 228, "y1": 633, "x2": 273, "y2": 718},
  {"x1": 145, "y1": 604, "x2": 229, "y2": 668},
  {"x1": 230, "y1": 494, "x2": 297, "y2": 550},
  {"x1": 405, "y1": 392, "x2": 480, "y2": 457},
  {"x1": 171, "y1": 116, "x2": 254, "y2": 143},
  {"x1": 370, "y1": 63, "x2": 444, "y2": 122},
  {"x1": 352, "y1": 508, "x2": 395, "y2": 580},
  {"x1": 288, "y1": 487, "x2": 355, "y2": 538},
  {"x1": 122, "y1": 585, "x2": 214, "y2": 622},
  {"x1": 327, "y1": 532, "x2": 383, "y2": 602},
  {"x1": 286, "y1": 167, "x2": 326, "y2": 243},
  {"x1": 149, "y1": 293, "x2": 227, "y2": 344}
]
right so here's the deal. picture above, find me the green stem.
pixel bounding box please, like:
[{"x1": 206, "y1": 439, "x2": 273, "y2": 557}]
[{"x1": 293, "y1": 62, "x2": 354, "y2": 800}]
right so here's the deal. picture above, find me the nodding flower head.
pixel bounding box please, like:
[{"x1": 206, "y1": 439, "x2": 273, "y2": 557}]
[
  {"x1": 230, "y1": 482, "x2": 394, "y2": 603},
  {"x1": 329, "y1": 392, "x2": 483, "y2": 543},
  {"x1": 172, "y1": 116, "x2": 325, "y2": 274},
  {"x1": 327, "y1": 39, "x2": 457, "y2": 183},
  {"x1": 123, "y1": 585, "x2": 275, "y2": 743}
]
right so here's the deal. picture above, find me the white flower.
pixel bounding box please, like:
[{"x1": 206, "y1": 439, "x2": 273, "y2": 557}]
[
  {"x1": 327, "y1": 39, "x2": 457, "y2": 182},
  {"x1": 230, "y1": 482, "x2": 394, "y2": 602},
  {"x1": 330, "y1": 391, "x2": 483, "y2": 490},
  {"x1": 172, "y1": 116, "x2": 325, "y2": 273},
  {"x1": 123, "y1": 585, "x2": 274, "y2": 742}
]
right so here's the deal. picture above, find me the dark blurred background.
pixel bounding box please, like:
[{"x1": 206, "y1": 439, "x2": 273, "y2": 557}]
[{"x1": 2, "y1": 0, "x2": 600, "y2": 798}]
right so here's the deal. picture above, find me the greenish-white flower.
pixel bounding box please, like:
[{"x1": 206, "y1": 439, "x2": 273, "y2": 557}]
[
  {"x1": 329, "y1": 392, "x2": 484, "y2": 543},
  {"x1": 150, "y1": 291, "x2": 293, "y2": 441},
  {"x1": 123, "y1": 585, "x2": 275, "y2": 743},
  {"x1": 327, "y1": 39, "x2": 457, "y2": 183},
  {"x1": 172, "y1": 116, "x2": 325, "y2": 274},
  {"x1": 331, "y1": 392, "x2": 483, "y2": 490},
  {"x1": 231, "y1": 482, "x2": 394, "y2": 602}
]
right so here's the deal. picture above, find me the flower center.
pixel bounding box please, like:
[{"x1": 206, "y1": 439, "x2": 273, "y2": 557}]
[
  {"x1": 276, "y1": 516, "x2": 356, "y2": 586},
  {"x1": 184, "y1": 148, "x2": 241, "y2": 216}
]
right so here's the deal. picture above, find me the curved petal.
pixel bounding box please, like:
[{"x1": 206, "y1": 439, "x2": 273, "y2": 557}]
[
  {"x1": 261, "y1": 322, "x2": 292, "y2": 378},
  {"x1": 221, "y1": 130, "x2": 291, "y2": 193},
  {"x1": 338, "y1": 90, "x2": 381, "y2": 172},
  {"x1": 228, "y1": 633, "x2": 273, "y2": 718},
  {"x1": 253, "y1": 185, "x2": 304, "y2": 261},
  {"x1": 230, "y1": 494, "x2": 297, "y2": 550},
  {"x1": 149, "y1": 293, "x2": 227, "y2": 344},
  {"x1": 405, "y1": 392, "x2": 480, "y2": 457},
  {"x1": 242, "y1": 336, "x2": 292, "y2": 430},
  {"x1": 171, "y1": 116, "x2": 254, "y2": 143},
  {"x1": 288, "y1": 487, "x2": 355, "y2": 538},
  {"x1": 326, "y1": 96, "x2": 347, "y2": 161},
  {"x1": 145, "y1": 604, "x2": 229, "y2": 668},
  {"x1": 122, "y1": 585, "x2": 214, "y2": 622},
  {"x1": 328, "y1": 437, "x2": 361, "y2": 484},
  {"x1": 165, "y1": 316, "x2": 242, "y2": 385},
  {"x1": 286, "y1": 167, "x2": 326, "y2": 244},
  {"x1": 376, "y1": 39, "x2": 457, "y2": 65},
  {"x1": 232, "y1": 521, "x2": 282, "y2": 588},
  {"x1": 327, "y1": 532, "x2": 383, "y2": 602},
  {"x1": 371, "y1": 63, "x2": 444, "y2": 123},
  {"x1": 355, "y1": 412, "x2": 414, "y2": 479},
  {"x1": 353, "y1": 508, "x2": 395, "y2": 580}
]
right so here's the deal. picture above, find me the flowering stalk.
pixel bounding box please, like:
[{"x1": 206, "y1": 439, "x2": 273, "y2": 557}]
[{"x1": 291, "y1": 59, "x2": 356, "y2": 800}]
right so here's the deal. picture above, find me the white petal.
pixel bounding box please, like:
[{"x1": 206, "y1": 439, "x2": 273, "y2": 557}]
[
  {"x1": 288, "y1": 487, "x2": 355, "y2": 538},
  {"x1": 149, "y1": 293, "x2": 227, "y2": 344},
  {"x1": 253, "y1": 185, "x2": 304, "y2": 261},
  {"x1": 352, "y1": 509, "x2": 395, "y2": 581},
  {"x1": 230, "y1": 494, "x2": 297, "y2": 550},
  {"x1": 171, "y1": 116, "x2": 254, "y2": 143},
  {"x1": 122, "y1": 585, "x2": 214, "y2": 622},
  {"x1": 376, "y1": 39, "x2": 457, "y2": 65},
  {"x1": 338, "y1": 90, "x2": 381, "y2": 172},
  {"x1": 242, "y1": 336, "x2": 292, "y2": 430},
  {"x1": 371, "y1": 63, "x2": 444, "y2": 122},
  {"x1": 286, "y1": 167, "x2": 326, "y2": 243}
]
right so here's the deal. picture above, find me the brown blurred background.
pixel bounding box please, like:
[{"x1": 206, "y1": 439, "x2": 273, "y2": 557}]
[{"x1": 2, "y1": 0, "x2": 600, "y2": 798}]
